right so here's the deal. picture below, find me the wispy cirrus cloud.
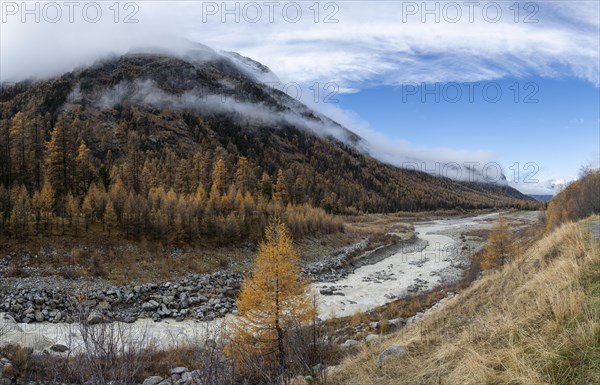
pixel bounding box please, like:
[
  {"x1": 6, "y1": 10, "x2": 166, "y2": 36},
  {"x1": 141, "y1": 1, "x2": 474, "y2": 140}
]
[{"x1": 1, "y1": 1, "x2": 598, "y2": 88}]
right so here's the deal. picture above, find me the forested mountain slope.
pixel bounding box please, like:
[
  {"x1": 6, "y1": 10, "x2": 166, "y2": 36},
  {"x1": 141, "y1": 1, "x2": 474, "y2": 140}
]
[{"x1": 0, "y1": 52, "x2": 537, "y2": 243}]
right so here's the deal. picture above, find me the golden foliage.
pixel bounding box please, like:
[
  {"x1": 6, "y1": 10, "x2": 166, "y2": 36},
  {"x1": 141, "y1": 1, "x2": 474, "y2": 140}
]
[
  {"x1": 546, "y1": 168, "x2": 600, "y2": 232},
  {"x1": 481, "y1": 215, "x2": 514, "y2": 270},
  {"x1": 227, "y1": 219, "x2": 315, "y2": 381}
]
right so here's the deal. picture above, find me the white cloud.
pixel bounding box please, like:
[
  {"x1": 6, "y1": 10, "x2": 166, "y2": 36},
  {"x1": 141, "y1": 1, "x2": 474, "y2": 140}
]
[
  {"x1": 1, "y1": 1, "x2": 598, "y2": 87},
  {"x1": 508, "y1": 178, "x2": 568, "y2": 196}
]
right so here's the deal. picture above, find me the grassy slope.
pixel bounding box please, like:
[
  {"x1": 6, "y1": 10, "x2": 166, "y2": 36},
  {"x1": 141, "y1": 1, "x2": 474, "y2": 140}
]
[{"x1": 328, "y1": 217, "x2": 600, "y2": 385}]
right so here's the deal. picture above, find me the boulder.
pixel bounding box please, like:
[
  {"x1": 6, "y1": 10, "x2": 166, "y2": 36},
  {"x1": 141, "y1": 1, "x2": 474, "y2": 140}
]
[
  {"x1": 142, "y1": 301, "x2": 159, "y2": 311},
  {"x1": 86, "y1": 310, "x2": 107, "y2": 325},
  {"x1": 49, "y1": 344, "x2": 69, "y2": 353},
  {"x1": 387, "y1": 318, "x2": 406, "y2": 328},
  {"x1": 142, "y1": 376, "x2": 163, "y2": 385},
  {"x1": 376, "y1": 345, "x2": 407, "y2": 368},
  {"x1": 34, "y1": 310, "x2": 44, "y2": 322},
  {"x1": 169, "y1": 367, "x2": 188, "y2": 375},
  {"x1": 364, "y1": 334, "x2": 379, "y2": 343}
]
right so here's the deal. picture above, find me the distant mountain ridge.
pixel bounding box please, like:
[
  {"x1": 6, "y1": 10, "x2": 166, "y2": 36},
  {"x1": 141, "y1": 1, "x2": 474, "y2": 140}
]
[{"x1": 528, "y1": 194, "x2": 553, "y2": 202}]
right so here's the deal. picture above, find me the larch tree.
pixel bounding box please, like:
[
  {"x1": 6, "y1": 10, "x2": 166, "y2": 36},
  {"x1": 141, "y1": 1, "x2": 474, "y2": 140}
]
[
  {"x1": 481, "y1": 215, "x2": 514, "y2": 270},
  {"x1": 75, "y1": 141, "x2": 94, "y2": 194},
  {"x1": 66, "y1": 192, "x2": 80, "y2": 234},
  {"x1": 11, "y1": 185, "x2": 30, "y2": 239},
  {"x1": 46, "y1": 120, "x2": 75, "y2": 196},
  {"x1": 103, "y1": 200, "x2": 117, "y2": 235},
  {"x1": 38, "y1": 178, "x2": 55, "y2": 230},
  {"x1": 174, "y1": 158, "x2": 192, "y2": 194},
  {"x1": 260, "y1": 172, "x2": 272, "y2": 199},
  {"x1": 9, "y1": 112, "x2": 30, "y2": 187},
  {"x1": 234, "y1": 156, "x2": 251, "y2": 194},
  {"x1": 30, "y1": 114, "x2": 47, "y2": 191},
  {"x1": 273, "y1": 169, "x2": 289, "y2": 205},
  {"x1": 227, "y1": 219, "x2": 314, "y2": 383},
  {"x1": 1, "y1": 117, "x2": 13, "y2": 187},
  {"x1": 82, "y1": 183, "x2": 102, "y2": 230},
  {"x1": 209, "y1": 159, "x2": 226, "y2": 209}
]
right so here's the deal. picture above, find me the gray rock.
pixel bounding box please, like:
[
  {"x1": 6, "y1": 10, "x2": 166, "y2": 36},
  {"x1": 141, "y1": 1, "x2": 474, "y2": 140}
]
[
  {"x1": 142, "y1": 376, "x2": 164, "y2": 385},
  {"x1": 96, "y1": 300, "x2": 111, "y2": 311},
  {"x1": 376, "y1": 345, "x2": 407, "y2": 368},
  {"x1": 365, "y1": 334, "x2": 379, "y2": 343},
  {"x1": 387, "y1": 318, "x2": 406, "y2": 328},
  {"x1": 86, "y1": 310, "x2": 107, "y2": 325},
  {"x1": 169, "y1": 367, "x2": 188, "y2": 375},
  {"x1": 142, "y1": 301, "x2": 159, "y2": 311},
  {"x1": 49, "y1": 344, "x2": 69, "y2": 352},
  {"x1": 343, "y1": 339, "x2": 358, "y2": 348},
  {"x1": 319, "y1": 288, "x2": 334, "y2": 295},
  {"x1": 181, "y1": 371, "x2": 194, "y2": 382}
]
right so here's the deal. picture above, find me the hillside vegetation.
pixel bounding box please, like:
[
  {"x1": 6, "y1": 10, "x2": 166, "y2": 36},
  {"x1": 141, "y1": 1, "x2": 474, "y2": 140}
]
[{"x1": 546, "y1": 168, "x2": 600, "y2": 232}]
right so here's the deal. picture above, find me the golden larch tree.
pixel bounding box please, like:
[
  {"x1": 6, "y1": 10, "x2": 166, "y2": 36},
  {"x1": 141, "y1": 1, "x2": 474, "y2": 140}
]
[
  {"x1": 9, "y1": 112, "x2": 30, "y2": 186},
  {"x1": 227, "y1": 218, "x2": 314, "y2": 383},
  {"x1": 103, "y1": 200, "x2": 118, "y2": 235},
  {"x1": 273, "y1": 169, "x2": 289, "y2": 205},
  {"x1": 39, "y1": 178, "x2": 55, "y2": 229},
  {"x1": 209, "y1": 159, "x2": 226, "y2": 206},
  {"x1": 46, "y1": 120, "x2": 75, "y2": 196},
  {"x1": 481, "y1": 215, "x2": 514, "y2": 270}
]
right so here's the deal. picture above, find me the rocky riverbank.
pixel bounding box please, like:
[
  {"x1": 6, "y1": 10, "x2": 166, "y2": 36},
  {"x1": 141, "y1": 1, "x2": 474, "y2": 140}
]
[
  {"x1": 0, "y1": 231, "x2": 422, "y2": 326},
  {"x1": 0, "y1": 271, "x2": 242, "y2": 325},
  {"x1": 305, "y1": 236, "x2": 428, "y2": 283}
]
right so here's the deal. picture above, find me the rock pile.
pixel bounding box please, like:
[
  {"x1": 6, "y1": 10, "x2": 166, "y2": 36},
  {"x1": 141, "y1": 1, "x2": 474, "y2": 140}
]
[
  {"x1": 0, "y1": 271, "x2": 242, "y2": 324},
  {"x1": 362, "y1": 269, "x2": 397, "y2": 283},
  {"x1": 142, "y1": 366, "x2": 221, "y2": 385},
  {"x1": 407, "y1": 277, "x2": 429, "y2": 293},
  {"x1": 303, "y1": 239, "x2": 368, "y2": 282}
]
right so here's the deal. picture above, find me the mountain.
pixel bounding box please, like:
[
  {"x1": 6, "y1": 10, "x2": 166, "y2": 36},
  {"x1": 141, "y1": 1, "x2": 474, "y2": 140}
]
[
  {"x1": 528, "y1": 194, "x2": 553, "y2": 202},
  {"x1": 0, "y1": 48, "x2": 537, "y2": 242}
]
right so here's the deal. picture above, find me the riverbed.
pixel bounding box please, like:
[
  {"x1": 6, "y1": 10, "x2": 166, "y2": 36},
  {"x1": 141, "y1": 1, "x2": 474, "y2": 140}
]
[{"x1": 316, "y1": 212, "x2": 500, "y2": 318}]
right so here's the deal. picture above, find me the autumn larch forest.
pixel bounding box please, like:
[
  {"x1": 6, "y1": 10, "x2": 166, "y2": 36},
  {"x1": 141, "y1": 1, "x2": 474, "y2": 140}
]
[{"x1": 0, "y1": 55, "x2": 537, "y2": 245}]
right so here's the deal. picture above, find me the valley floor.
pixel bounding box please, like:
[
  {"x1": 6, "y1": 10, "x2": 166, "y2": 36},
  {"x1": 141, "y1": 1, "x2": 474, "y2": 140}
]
[{"x1": 1, "y1": 210, "x2": 537, "y2": 353}]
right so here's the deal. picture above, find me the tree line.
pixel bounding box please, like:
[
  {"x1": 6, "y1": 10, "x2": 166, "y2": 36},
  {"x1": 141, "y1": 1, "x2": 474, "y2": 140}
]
[
  {"x1": 0, "y1": 111, "x2": 343, "y2": 242},
  {"x1": 0, "y1": 87, "x2": 537, "y2": 244}
]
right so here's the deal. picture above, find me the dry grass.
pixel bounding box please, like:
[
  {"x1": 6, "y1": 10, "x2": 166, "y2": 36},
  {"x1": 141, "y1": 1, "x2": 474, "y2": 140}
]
[
  {"x1": 344, "y1": 213, "x2": 414, "y2": 236},
  {"x1": 1, "y1": 230, "x2": 364, "y2": 283},
  {"x1": 329, "y1": 217, "x2": 600, "y2": 385}
]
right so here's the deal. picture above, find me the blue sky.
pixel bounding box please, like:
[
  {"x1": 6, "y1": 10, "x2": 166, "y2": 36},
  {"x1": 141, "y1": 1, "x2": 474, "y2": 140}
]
[
  {"x1": 2, "y1": 1, "x2": 599, "y2": 194},
  {"x1": 336, "y1": 77, "x2": 600, "y2": 193}
]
